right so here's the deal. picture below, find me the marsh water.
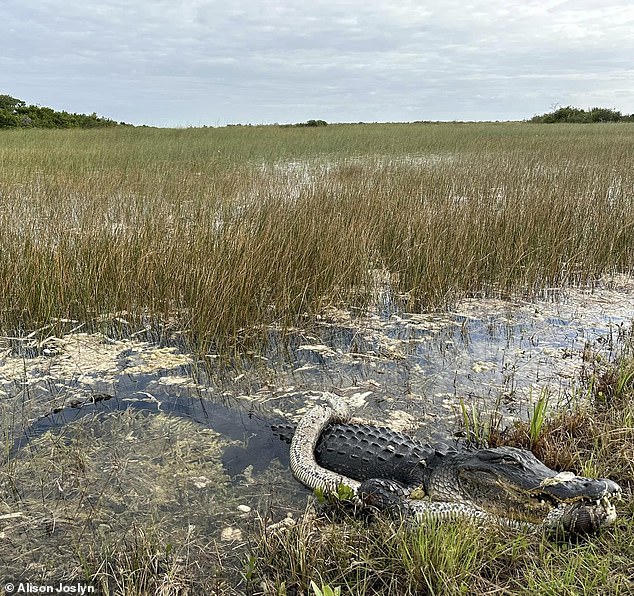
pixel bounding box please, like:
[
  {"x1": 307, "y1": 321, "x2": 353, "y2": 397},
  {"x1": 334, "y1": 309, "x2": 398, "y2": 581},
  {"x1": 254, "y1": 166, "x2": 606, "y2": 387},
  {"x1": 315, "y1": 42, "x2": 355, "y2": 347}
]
[{"x1": 1, "y1": 276, "x2": 633, "y2": 579}]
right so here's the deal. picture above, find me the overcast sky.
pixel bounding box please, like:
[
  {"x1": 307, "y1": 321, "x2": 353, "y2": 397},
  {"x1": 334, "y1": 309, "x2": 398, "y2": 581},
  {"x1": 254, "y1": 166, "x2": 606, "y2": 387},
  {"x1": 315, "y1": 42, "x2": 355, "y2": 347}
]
[{"x1": 2, "y1": 0, "x2": 633, "y2": 126}]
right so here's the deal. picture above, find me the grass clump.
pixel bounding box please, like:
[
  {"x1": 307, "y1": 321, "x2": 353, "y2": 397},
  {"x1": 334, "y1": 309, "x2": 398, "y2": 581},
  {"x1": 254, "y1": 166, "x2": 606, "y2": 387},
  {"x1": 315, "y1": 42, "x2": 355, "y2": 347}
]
[
  {"x1": 492, "y1": 355, "x2": 634, "y2": 490},
  {"x1": 251, "y1": 502, "x2": 633, "y2": 595},
  {"x1": 252, "y1": 512, "x2": 506, "y2": 595},
  {"x1": 75, "y1": 524, "x2": 233, "y2": 596}
]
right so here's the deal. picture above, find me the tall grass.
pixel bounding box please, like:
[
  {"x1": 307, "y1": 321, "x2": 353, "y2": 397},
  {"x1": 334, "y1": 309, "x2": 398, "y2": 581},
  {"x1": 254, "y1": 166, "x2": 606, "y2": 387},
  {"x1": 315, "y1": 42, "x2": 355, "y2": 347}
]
[{"x1": 1, "y1": 123, "x2": 633, "y2": 351}]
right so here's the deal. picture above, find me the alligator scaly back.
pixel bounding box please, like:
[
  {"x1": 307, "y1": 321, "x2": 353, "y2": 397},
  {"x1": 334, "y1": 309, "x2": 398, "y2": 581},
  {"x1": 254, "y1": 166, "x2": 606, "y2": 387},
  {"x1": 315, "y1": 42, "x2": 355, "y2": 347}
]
[{"x1": 291, "y1": 396, "x2": 622, "y2": 536}]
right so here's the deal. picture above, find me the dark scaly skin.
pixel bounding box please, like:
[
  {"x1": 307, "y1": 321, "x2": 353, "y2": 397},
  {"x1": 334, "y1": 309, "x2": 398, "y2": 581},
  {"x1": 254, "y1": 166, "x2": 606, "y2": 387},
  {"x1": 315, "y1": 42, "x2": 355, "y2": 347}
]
[
  {"x1": 313, "y1": 421, "x2": 622, "y2": 535},
  {"x1": 315, "y1": 422, "x2": 449, "y2": 486}
]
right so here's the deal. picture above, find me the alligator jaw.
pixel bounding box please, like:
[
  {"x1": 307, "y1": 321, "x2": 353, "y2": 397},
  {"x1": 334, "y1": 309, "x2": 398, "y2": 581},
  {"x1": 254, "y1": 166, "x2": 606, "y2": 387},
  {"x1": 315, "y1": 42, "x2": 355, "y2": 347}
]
[{"x1": 535, "y1": 473, "x2": 622, "y2": 504}]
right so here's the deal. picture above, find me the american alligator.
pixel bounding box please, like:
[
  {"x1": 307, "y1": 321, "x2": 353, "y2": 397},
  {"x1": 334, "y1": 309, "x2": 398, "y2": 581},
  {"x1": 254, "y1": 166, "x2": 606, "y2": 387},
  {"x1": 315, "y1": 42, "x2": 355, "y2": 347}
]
[
  {"x1": 290, "y1": 395, "x2": 622, "y2": 536},
  {"x1": 12, "y1": 391, "x2": 622, "y2": 535}
]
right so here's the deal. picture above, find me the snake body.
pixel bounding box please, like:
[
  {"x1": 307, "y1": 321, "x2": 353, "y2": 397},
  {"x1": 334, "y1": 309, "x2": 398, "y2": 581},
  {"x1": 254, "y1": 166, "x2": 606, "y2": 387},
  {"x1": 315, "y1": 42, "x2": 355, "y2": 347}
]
[{"x1": 289, "y1": 396, "x2": 361, "y2": 498}]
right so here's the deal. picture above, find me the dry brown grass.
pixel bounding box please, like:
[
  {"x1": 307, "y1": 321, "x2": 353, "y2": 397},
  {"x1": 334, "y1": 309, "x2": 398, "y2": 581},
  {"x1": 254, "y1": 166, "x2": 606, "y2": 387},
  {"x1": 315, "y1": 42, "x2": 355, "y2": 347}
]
[{"x1": 492, "y1": 355, "x2": 634, "y2": 491}]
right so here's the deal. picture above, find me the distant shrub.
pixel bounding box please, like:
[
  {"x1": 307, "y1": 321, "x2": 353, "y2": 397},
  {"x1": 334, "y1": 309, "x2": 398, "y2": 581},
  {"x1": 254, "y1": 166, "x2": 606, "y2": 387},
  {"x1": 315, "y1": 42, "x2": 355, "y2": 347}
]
[
  {"x1": 303, "y1": 119, "x2": 328, "y2": 127},
  {"x1": 280, "y1": 119, "x2": 328, "y2": 128},
  {"x1": 530, "y1": 105, "x2": 631, "y2": 123}
]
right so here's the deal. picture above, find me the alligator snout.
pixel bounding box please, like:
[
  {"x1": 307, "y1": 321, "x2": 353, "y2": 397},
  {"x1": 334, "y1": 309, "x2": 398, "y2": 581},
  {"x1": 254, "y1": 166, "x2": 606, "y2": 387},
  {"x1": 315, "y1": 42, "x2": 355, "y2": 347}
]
[{"x1": 538, "y1": 473, "x2": 622, "y2": 503}]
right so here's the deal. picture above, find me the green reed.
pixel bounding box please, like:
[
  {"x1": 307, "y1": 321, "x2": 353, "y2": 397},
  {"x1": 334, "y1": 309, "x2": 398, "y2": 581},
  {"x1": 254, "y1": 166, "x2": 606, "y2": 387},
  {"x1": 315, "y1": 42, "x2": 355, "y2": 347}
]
[{"x1": 1, "y1": 123, "x2": 633, "y2": 351}]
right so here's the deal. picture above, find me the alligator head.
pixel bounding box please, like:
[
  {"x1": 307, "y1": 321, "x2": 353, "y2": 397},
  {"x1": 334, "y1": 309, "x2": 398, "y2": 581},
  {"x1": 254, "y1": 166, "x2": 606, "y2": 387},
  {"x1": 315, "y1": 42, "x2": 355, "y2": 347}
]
[{"x1": 414, "y1": 446, "x2": 621, "y2": 535}]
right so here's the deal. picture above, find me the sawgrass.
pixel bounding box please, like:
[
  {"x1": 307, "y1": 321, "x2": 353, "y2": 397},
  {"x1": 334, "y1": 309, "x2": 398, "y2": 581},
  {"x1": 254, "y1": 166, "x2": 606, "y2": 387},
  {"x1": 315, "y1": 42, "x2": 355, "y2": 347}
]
[{"x1": 1, "y1": 123, "x2": 633, "y2": 352}]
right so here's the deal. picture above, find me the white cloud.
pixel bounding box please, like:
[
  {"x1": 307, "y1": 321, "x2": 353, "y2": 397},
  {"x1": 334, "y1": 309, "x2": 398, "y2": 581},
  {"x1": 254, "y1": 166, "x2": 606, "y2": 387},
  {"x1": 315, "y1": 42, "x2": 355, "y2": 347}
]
[{"x1": 2, "y1": 0, "x2": 633, "y2": 124}]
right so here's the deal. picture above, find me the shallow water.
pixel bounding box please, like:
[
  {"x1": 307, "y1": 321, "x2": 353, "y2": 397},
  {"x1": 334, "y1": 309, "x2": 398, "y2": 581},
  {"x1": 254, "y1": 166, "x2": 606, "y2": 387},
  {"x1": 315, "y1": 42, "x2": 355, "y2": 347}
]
[{"x1": 0, "y1": 275, "x2": 632, "y2": 579}]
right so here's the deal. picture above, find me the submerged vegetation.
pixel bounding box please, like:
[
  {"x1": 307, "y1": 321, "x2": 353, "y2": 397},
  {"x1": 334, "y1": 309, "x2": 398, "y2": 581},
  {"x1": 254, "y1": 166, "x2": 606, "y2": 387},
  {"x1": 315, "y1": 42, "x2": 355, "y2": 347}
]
[{"x1": 0, "y1": 122, "x2": 633, "y2": 352}]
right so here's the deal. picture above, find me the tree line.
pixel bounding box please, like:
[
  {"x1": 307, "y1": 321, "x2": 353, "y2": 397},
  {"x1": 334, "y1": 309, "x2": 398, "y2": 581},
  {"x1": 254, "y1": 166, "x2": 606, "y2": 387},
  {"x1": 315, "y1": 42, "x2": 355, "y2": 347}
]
[
  {"x1": 3, "y1": 92, "x2": 633, "y2": 128},
  {"x1": 530, "y1": 105, "x2": 634, "y2": 123},
  {"x1": 0, "y1": 93, "x2": 123, "y2": 129}
]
